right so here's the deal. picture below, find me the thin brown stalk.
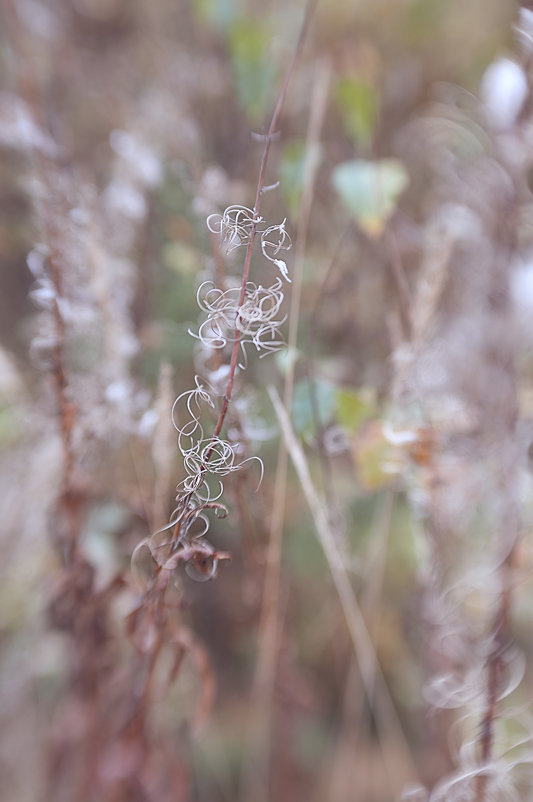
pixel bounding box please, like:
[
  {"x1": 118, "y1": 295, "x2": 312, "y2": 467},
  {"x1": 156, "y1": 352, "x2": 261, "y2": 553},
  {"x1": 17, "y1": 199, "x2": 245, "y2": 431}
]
[
  {"x1": 255, "y1": 58, "x2": 331, "y2": 696},
  {"x1": 305, "y1": 224, "x2": 350, "y2": 517},
  {"x1": 170, "y1": 0, "x2": 316, "y2": 559},
  {"x1": 384, "y1": 226, "x2": 412, "y2": 340},
  {"x1": 474, "y1": 549, "x2": 515, "y2": 802},
  {"x1": 206, "y1": 0, "x2": 317, "y2": 456},
  {"x1": 238, "y1": 59, "x2": 330, "y2": 802},
  {"x1": 6, "y1": 1, "x2": 81, "y2": 564},
  {"x1": 48, "y1": 243, "x2": 80, "y2": 562},
  {"x1": 152, "y1": 362, "x2": 176, "y2": 530}
]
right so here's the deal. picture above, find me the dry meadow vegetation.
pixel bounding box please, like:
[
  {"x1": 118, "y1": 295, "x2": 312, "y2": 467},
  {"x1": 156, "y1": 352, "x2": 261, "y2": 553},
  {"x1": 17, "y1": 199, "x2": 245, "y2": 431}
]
[{"x1": 2, "y1": 1, "x2": 533, "y2": 800}]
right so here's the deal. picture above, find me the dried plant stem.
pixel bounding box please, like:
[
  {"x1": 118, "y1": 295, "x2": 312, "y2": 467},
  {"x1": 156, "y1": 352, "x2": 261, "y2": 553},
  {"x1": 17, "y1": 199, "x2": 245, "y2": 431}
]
[
  {"x1": 469, "y1": 211, "x2": 518, "y2": 801},
  {"x1": 152, "y1": 362, "x2": 176, "y2": 529},
  {"x1": 327, "y1": 490, "x2": 396, "y2": 798},
  {"x1": 255, "y1": 59, "x2": 330, "y2": 698},
  {"x1": 206, "y1": 0, "x2": 317, "y2": 457},
  {"x1": 474, "y1": 549, "x2": 515, "y2": 802},
  {"x1": 384, "y1": 226, "x2": 412, "y2": 339},
  {"x1": 168, "y1": 1, "x2": 316, "y2": 557},
  {"x1": 239, "y1": 60, "x2": 330, "y2": 802},
  {"x1": 306, "y1": 225, "x2": 350, "y2": 515},
  {"x1": 47, "y1": 242, "x2": 79, "y2": 562},
  {"x1": 268, "y1": 385, "x2": 419, "y2": 790},
  {"x1": 7, "y1": 1, "x2": 81, "y2": 564}
]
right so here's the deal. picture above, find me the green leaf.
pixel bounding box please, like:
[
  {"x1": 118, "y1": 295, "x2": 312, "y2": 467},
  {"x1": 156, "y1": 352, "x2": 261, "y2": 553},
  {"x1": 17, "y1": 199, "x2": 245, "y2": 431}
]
[
  {"x1": 279, "y1": 140, "x2": 323, "y2": 220},
  {"x1": 279, "y1": 140, "x2": 306, "y2": 219},
  {"x1": 331, "y1": 159, "x2": 409, "y2": 237},
  {"x1": 162, "y1": 242, "x2": 202, "y2": 276},
  {"x1": 336, "y1": 386, "x2": 377, "y2": 433},
  {"x1": 334, "y1": 77, "x2": 379, "y2": 147},
  {"x1": 228, "y1": 20, "x2": 277, "y2": 124},
  {"x1": 352, "y1": 421, "x2": 400, "y2": 492},
  {"x1": 192, "y1": 0, "x2": 241, "y2": 31},
  {"x1": 291, "y1": 378, "x2": 336, "y2": 438}
]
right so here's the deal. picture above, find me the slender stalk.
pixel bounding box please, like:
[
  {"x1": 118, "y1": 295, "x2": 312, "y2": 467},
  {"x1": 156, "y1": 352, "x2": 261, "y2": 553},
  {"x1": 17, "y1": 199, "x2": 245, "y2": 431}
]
[
  {"x1": 255, "y1": 55, "x2": 331, "y2": 702},
  {"x1": 206, "y1": 0, "x2": 317, "y2": 455},
  {"x1": 268, "y1": 384, "x2": 420, "y2": 790},
  {"x1": 6, "y1": 0, "x2": 81, "y2": 564},
  {"x1": 48, "y1": 247, "x2": 80, "y2": 564},
  {"x1": 384, "y1": 226, "x2": 412, "y2": 339},
  {"x1": 474, "y1": 549, "x2": 515, "y2": 802}
]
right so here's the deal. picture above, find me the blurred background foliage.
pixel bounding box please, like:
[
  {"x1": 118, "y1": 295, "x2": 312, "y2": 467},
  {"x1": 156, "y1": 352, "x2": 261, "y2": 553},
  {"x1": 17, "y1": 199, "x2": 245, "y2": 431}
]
[{"x1": 1, "y1": 1, "x2": 533, "y2": 801}]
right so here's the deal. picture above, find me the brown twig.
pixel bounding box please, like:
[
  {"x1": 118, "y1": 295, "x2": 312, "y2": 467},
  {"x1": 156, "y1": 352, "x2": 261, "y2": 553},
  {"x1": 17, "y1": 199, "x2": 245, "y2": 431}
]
[
  {"x1": 384, "y1": 225, "x2": 412, "y2": 340},
  {"x1": 238, "y1": 56, "x2": 329, "y2": 802},
  {"x1": 474, "y1": 549, "x2": 515, "y2": 802},
  {"x1": 6, "y1": 0, "x2": 82, "y2": 565},
  {"x1": 206, "y1": 0, "x2": 317, "y2": 456}
]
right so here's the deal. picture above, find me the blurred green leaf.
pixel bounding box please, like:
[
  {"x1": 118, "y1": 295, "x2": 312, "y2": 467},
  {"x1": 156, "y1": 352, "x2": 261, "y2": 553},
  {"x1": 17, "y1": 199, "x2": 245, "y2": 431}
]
[
  {"x1": 275, "y1": 347, "x2": 300, "y2": 376},
  {"x1": 336, "y1": 386, "x2": 377, "y2": 433},
  {"x1": 279, "y1": 140, "x2": 323, "y2": 220},
  {"x1": 331, "y1": 158, "x2": 409, "y2": 237},
  {"x1": 192, "y1": 0, "x2": 240, "y2": 31},
  {"x1": 228, "y1": 20, "x2": 277, "y2": 124},
  {"x1": 352, "y1": 421, "x2": 400, "y2": 492},
  {"x1": 334, "y1": 77, "x2": 379, "y2": 147},
  {"x1": 292, "y1": 378, "x2": 336, "y2": 438},
  {"x1": 279, "y1": 140, "x2": 306, "y2": 219},
  {"x1": 162, "y1": 242, "x2": 202, "y2": 276}
]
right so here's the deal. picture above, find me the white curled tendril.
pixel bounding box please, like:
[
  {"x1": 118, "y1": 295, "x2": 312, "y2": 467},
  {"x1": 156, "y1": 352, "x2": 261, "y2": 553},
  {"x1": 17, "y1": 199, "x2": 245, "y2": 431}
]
[
  {"x1": 133, "y1": 203, "x2": 291, "y2": 582},
  {"x1": 206, "y1": 205, "x2": 262, "y2": 254},
  {"x1": 189, "y1": 278, "x2": 287, "y2": 364},
  {"x1": 261, "y1": 218, "x2": 292, "y2": 282},
  {"x1": 207, "y1": 205, "x2": 292, "y2": 282},
  {"x1": 189, "y1": 282, "x2": 241, "y2": 350},
  {"x1": 164, "y1": 374, "x2": 265, "y2": 571},
  {"x1": 171, "y1": 375, "x2": 216, "y2": 453}
]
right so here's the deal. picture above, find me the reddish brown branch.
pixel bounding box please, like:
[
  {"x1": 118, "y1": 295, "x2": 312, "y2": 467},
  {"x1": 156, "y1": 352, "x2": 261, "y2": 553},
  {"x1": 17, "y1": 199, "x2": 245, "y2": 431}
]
[
  {"x1": 206, "y1": 0, "x2": 316, "y2": 454},
  {"x1": 6, "y1": 0, "x2": 81, "y2": 563},
  {"x1": 474, "y1": 550, "x2": 515, "y2": 802}
]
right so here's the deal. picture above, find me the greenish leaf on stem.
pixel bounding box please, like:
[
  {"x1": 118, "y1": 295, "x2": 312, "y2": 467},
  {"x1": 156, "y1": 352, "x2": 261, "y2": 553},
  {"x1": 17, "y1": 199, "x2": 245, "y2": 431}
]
[
  {"x1": 228, "y1": 20, "x2": 277, "y2": 124},
  {"x1": 280, "y1": 139, "x2": 323, "y2": 220},
  {"x1": 292, "y1": 378, "x2": 337, "y2": 439},
  {"x1": 331, "y1": 158, "x2": 409, "y2": 237},
  {"x1": 334, "y1": 76, "x2": 379, "y2": 147},
  {"x1": 336, "y1": 386, "x2": 377, "y2": 434}
]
